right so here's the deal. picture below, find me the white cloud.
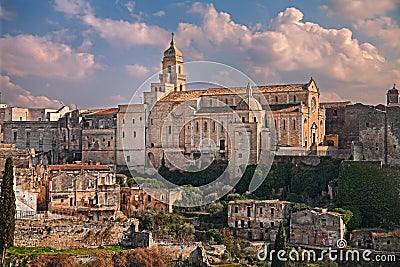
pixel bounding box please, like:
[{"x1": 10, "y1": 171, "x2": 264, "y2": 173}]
[
  {"x1": 175, "y1": 4, "x2": 399, "y2": 104},
  {"x1": 354, "y1": 16, "x2": 400, "y2": 48},
  {"x1": 153, "y1": 10, "x2": 165, "y2": 17},
  {"x1": 125, "y1": 1, "x2": 135, "y2": 13},
  {"x1": 320, "y1": 92, "x2": 346, "y2": 103},
  {"x1": 78, "y1": 38, "x2": 93, "y2": 52},
  {"x1": 82, "y1": 13, "x2": 169, "y2": 46},
  {"x1": 321, "y1": 0, "x2": 399, "y2": 20},
  {"x1": 0, "y1": 34, "x2": 96, "y2": 79},
  {"x1": 125, "y1": 64, "x2": 150, "y2": 77},
  {"x1": 0, "y1": 75, "x2": 62, "y2": 108},
  {"x1": 0, "y1": 6, "x2": 14, "y2": 19},
  {"x1": 109, "y1": 95, "x2": 127, "y2": 104},
  {"x1": 53, "y1": 0, "x2": 88, "y2": 15}
]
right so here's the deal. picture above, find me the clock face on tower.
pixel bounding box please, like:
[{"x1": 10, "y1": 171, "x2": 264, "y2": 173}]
[{"x1": 311, "y1": 97, "x2": 316, "y2": 113}]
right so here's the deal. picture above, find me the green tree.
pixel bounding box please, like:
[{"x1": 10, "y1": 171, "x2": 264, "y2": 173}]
[
  {"x1": 337, "y1": 161, "x2": 400, "y2": 228},
  {"x1": 332, "y1": 208, "x2": 353, "y2": 225},
  {"x1": 220, "y1": 228, "x2": 235, "y2": 255},
  {"x1": 271, "y1": 222, "x2": 289, "y2": 267},
  {"x1": 0, "y1": 158, "x2": 16, "y2": 265}
]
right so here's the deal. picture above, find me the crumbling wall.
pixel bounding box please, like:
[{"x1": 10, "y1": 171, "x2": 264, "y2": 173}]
[{"x1": 14, "y1": 220, "x2": 130, "y2": 249}]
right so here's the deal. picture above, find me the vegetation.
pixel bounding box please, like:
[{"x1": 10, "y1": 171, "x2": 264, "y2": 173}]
[
  {"x1": 337, "y1": 161, "x2": 400, "y2": 229},
  {"x1": 271, "y1": 222, "x2": 289, "y2": 267},
  {"x1": 0, "y1": 158, "x2": 16, "y2": 266}
]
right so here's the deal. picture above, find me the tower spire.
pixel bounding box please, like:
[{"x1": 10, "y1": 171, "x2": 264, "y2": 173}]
[{"x1": 170, "y1": 32, "x2": 175, "y2": 46}]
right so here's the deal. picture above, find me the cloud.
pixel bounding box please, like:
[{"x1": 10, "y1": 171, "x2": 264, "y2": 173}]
[
  {"x1": 354, "y1": 16, "x2": 400, "y2": 49},
  {"x1": 109, "y1": 95, "x2": 128, "y2": 104},
  {"x1": 0, "y1": 6, "x2": 14, "y2": 19},
  {"x1": 125, "y1": 64, "x2": 150, "y2": 77},
  {"x1": 125, "y1": 1, "x2": 135, "y2": 13},
  {"x1": 82, "y1": 13, "x2": 169, "y2": 46},
  {"x1": 0, "y1": 75, "x2": 63, "y2": 108},
  {"x1": 320, "y1": 92, "x2": 346, "y2": 103},
  {"x1": 153, "y1": 10, "x2": 165, "y2": 17},
  {"x1": 321, "y1": 0, "x2": 399, "y2": 20},
  {"x1": 175, "y1": 4, "x2": 399, "y2": 104},
  {"x1": 0, "y1": 34, "x2": 96, "y2": 79},
  {"x1": 53, "y1": 0, "x2": 89, "y2": 15}
]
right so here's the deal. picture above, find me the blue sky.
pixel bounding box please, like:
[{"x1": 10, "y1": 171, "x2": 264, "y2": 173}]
[{"x1": 0, "y1": 0, "x2": 399, "y2": 108}]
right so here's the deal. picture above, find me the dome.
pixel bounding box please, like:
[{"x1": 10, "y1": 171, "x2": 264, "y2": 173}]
[
  {"x1": 236, "y1": 97, "x2": 262, "y2": 111},
  {"x1": 163, "y1": 33, "x2": 182, "y2": 58}
]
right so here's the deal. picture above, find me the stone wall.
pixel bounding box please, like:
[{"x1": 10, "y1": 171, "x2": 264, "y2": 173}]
[{"x1": 14, "y1": 220, "x2": 131, "y2": 249}]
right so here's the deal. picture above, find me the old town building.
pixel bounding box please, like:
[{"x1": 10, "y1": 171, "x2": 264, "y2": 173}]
[
  {"x1": 350, "y1": 229, "x2": 400, "y2": 252},
  {"x1": 322, "y1": 85, "x2": 400, "y2": 166},
  {"x1": 120, "y1": 185, "x2": 182, "y2": 217},
  {"x1": 47, "y1": 163, "x2": 120, "y2": 221},
  {"x1": 290, "y1": 209, "x2": 345, "y2": 247},
  {"x1": 227, "y1": 199, "x2": 292, "y2": 241},
  {"x1": 81, "y1": 108, "x2": 118, "y2": 165}
]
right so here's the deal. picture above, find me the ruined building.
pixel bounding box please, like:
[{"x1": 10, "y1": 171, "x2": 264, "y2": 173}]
[
  {"x1": 120, "y1": 185, "x2": 182, "y2": 217},
  {"x1": 46, "y1": 164, "x2": 120, "y2": 221},
  {"x1": 227, "y1": 199, "x2": 292, "y2": 241},
  {"x1": 290, "y1": 209, "x2": 345, "y2": 247}
]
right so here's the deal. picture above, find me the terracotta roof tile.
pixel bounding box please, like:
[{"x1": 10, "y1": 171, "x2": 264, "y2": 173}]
[
  {"x1": 159, "y1": 83, "x2": 308, "y2": 102},
  {"x1": 47, "y1": 164, "x2": 112, "y2": 171}
]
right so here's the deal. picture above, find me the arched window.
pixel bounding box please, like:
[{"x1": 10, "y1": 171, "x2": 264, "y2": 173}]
[
  {"x1": 293, "y1": 119, "x2": 296, "y2": 130},
  {"x1": 180, "y1": 84, "x2": 183, "y2": 91},
  {"x1": 133, "y1": 131, "x2": 137, "y2": 138},
  {"x1": 283, "y1": 119, "x2": 286, "y2": 130},
  {"x1": 275, "y1": 96, "x2": 278, "y2": 103},
  {"x1": 204, "y1": 122, "x2": 208, "y2": 132},
  {"x1": 178, "y1": 66, "x2": 181, "y2": 74},
  {"x1": 304, "y1": 118, "x2": 307, "y2": 124},
  {"x1": 294, "y1": 96, "x2": 297, "y2": 103},
  {"x1": 196, "y1": 122, "x2": 199, "y2": 132},
  {"x1": 168, "y1": 126, "x2": 172, "y2": 134},
  {"x1": 213, "y1": 121, "x2": 216, "y2": 131}
]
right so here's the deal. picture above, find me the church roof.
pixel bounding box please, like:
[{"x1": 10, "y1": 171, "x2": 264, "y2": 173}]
[
  {"x1": 269, "y1": 104, "x2": 301, "y2": 113},
  {"x1": 159, "y1": 83, "x2": 309, "y2": 102}
]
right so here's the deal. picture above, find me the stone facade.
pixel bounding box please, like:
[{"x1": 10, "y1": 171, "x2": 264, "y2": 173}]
[
  {"x1": 81, "y1": 108, "x2": 118, "y2": 165},
  {"x1": 14, "y1": 220, "x2": 131, "y2": 249},
  {"x1": 290, "y1": 209, "x2": 345, "y2": 247},
  {"x1": 323, "y1": 94, "x2": 400, "y2": 166},
  {"x1": 143, "y1": 37, "x2": 326, "y2": 176},
  {"x1": 46, "y1": 164, "x2": 120, "y2": 221},
  {"x1": 3, "y1": 121, "x2": 60, "y2": 163},
  {"x1": 116, "y1": 104, "x2": 146, "y2": 172},
  {"x1": 350, "y1": 229, "x2": 400, "y2": 252},
  {"x1": 120, "y1": 185, "x2": 182, "y2": 217},
  {"x1": 227, "y1": 199, "x2": 292, "y2": 241}
]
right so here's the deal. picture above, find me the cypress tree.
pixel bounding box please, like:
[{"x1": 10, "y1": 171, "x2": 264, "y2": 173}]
[
  {"x1": 271, "y1": 221, "x2": 289, "y2": 267},
  {"x1": 0, "y1": 157, "x2": 16, "y2": 265}
]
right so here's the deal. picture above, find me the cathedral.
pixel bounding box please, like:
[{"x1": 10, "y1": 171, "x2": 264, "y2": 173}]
[{"x1": 136, "y1": 35, "x2": 326, "y2": 175}]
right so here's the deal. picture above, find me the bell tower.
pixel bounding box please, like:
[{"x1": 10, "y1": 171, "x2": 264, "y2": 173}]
[
  {"x1": 159, "y1": 33, "x2": 186, "y2": 92},
  {"x1": 145, "y1": 33, "x2": 187, "y2": 109},
  {"x1": 387, "y1": 83, "x2": 399, "y2": 106}
]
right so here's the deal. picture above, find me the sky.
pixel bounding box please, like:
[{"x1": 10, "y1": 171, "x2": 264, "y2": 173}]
[{"x1": 0, "y1": 0, "x2": 399, "y2": 109}]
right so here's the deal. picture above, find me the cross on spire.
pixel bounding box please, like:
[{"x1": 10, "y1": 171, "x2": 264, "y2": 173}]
[{"x1": 170, "y1": 32, "x2": 175, "y2": 46}]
